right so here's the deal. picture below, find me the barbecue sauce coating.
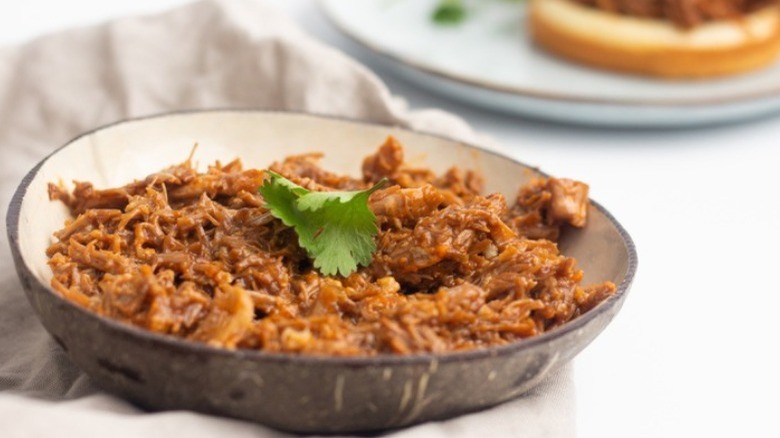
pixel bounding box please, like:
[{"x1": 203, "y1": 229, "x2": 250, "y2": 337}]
[
  {"x1": 47, "y1": 137, "x2": 615, "y2": 355},
  {"x1": 572, "y1": 0, "x2": 775, "y2": 28}
]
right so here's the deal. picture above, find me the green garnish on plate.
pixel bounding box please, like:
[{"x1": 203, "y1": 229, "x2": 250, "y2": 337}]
[{"x1": 432, "y1": 0, "x2": 524, "y2": 26}]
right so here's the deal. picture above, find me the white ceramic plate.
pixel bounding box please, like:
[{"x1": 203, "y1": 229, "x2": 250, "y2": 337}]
[{"x1": 320, "y1": 0, "x2": 780, "y2": 127}]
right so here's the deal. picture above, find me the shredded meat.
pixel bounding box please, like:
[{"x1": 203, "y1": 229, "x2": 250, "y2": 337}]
[
  {"x1": 572, "y1": 0, "x2": 775, "y2": 28},
  {"x1": 46, "y1": 137, "x2": 615, "y2": 355}
]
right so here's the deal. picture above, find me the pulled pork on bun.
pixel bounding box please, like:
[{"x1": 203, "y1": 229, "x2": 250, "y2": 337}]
[{"x1": 528, "y1": 0, "x2": 780, "y2": 78}]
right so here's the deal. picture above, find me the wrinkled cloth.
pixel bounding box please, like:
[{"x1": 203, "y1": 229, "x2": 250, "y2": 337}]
[{"x1": 0, "y1": 1, "x2": 574, "y2": 436}]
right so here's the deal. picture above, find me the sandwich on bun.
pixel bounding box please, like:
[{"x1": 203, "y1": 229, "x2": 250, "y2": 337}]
[{"x1": 528, "y1": 0, "x2": 780, "y2": 78}]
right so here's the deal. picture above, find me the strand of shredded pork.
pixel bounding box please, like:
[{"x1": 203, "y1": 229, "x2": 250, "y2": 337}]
[{"x1": 46, "y1": 137, "x2": 615, "y2": 355}]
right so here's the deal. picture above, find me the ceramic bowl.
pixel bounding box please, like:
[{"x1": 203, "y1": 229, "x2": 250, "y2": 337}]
[{"x1": 6, "y1": 110, "x2": 636, "y2": 433}]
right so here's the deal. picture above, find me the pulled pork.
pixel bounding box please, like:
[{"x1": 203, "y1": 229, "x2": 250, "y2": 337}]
[
  {"x1": 46, "y1": 137, "x2": 615, "y2": 355},
  {"x1": 572, "y1": 0, "x2": 775, "y2": 28}
]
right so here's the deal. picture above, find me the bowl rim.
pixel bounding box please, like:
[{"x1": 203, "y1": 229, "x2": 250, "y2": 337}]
[{"x1": 6, "y1": 108, "x2": 638, "y2": 367}]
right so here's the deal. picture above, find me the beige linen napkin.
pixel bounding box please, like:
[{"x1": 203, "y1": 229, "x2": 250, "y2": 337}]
[{"x1": 0, "y1": 1, "x2": 575, "y2": 436}]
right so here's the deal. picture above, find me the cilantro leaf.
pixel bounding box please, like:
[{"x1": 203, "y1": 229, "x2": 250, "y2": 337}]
[
  {"x1": 431, "y1": 0, "x2": 526, "y2": 26},
  {"x1": 432, "y1": 0, "x2": 466, "y2": 25},
  {"x1": 259, "y1": 171, "x2": 387, "y2": 277}
]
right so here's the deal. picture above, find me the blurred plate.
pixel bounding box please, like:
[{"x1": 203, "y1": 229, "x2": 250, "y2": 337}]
[{"x1": 320, "y1": 0, "x2": 780, "y2": 127}]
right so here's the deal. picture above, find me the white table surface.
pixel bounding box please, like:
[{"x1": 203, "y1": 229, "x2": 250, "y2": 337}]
[{"x1": 3, "y1": 1, "x2": 779, "y2": 437}]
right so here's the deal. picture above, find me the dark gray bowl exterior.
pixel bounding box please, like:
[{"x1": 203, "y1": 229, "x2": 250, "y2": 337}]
[{"x1": 7, "y1": 110, "x2": 636, "y2": 434}]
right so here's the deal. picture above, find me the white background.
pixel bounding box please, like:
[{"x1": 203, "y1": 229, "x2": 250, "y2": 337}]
[{"x1": 2, "y1": 1, "x2": 780, "y2": 437}]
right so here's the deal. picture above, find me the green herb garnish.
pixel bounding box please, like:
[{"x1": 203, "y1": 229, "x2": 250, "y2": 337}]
[
  {"x1": 431, "y1": 0, "x2": 525, "y2": 26},
  {"x1": 432, "y1": 0, "x2": 466, "y2": 25},
  {"x1": 259, "y1": 171, "x2": 387, "y2": 277}
]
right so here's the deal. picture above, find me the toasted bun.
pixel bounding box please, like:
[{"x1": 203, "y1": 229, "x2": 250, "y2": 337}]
[{"x1": 528, "y1": 0, "x2": 780, "y2": 78}]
